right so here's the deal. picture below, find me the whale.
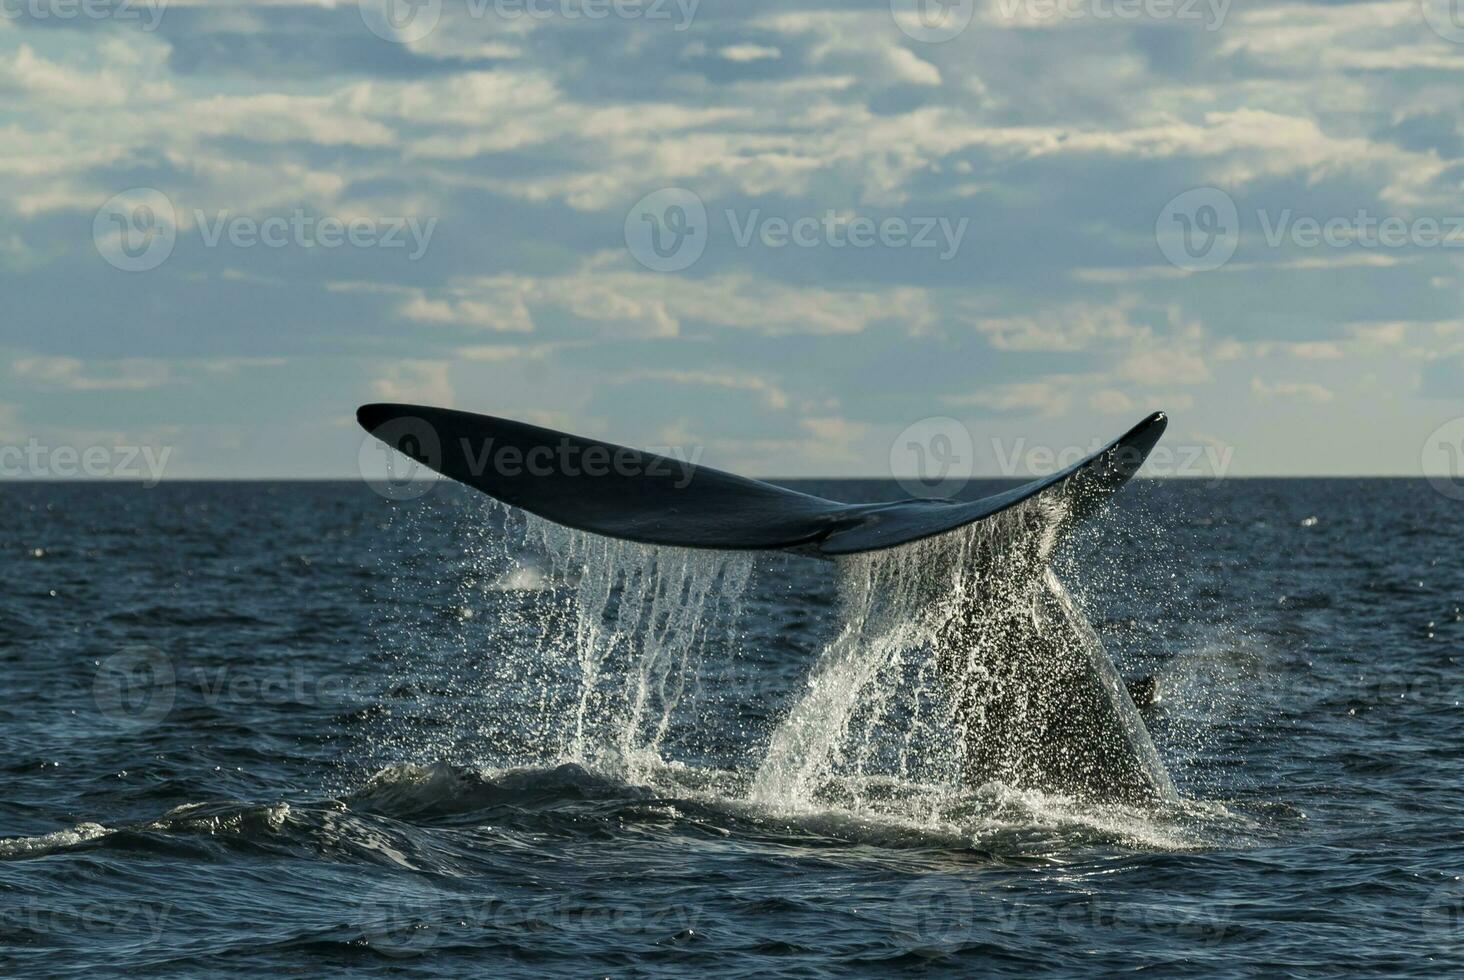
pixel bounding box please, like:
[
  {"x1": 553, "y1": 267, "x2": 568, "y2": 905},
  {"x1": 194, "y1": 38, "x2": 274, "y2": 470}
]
[{"x1": 358, "y1": 403, "x2": 1176, "y2": 804}]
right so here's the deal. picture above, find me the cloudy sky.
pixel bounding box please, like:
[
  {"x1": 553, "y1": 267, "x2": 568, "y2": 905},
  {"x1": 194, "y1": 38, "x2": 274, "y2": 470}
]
[{"x1": 2, "y1": 0, "x2": 1462, "y2": 480}]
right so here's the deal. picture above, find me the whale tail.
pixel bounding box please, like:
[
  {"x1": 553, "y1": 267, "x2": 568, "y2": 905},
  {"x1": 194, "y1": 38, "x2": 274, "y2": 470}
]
[
  {"x1": 356, "y1": 403, "x2": 1166, "y2": 557},
  {"x1": 358, "y1": 403, "x2": 1176, "y2": 803}
]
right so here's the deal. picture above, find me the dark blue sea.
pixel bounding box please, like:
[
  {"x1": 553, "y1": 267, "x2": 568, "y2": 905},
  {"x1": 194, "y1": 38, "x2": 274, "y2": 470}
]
[{"x1": 2, "y1": 478, "x2": 1461, "y2": 977}]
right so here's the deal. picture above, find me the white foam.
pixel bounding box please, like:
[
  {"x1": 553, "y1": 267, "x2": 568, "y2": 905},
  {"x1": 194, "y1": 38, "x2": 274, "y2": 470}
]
[{"x1": 0, "y1": 821, "x2": 110, "y2": 858}]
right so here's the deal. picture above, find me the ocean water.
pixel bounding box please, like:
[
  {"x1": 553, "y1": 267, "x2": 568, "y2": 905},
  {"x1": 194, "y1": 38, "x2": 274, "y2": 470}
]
[{"x1": 1, "y1": 477, "x2": 1461, "y2": 976}]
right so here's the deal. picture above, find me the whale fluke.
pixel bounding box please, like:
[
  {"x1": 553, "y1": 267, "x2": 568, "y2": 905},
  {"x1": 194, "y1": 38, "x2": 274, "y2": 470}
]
[
  {"x1": 359, "y1": 402, "x2": 1177, "y2": 803},
  {"x1": 356, "y1": 403, "x2": 1166, "y2": 557}
]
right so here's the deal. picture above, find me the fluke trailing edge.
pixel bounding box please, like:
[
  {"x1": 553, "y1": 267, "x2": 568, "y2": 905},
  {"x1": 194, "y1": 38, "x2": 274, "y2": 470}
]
[
  {"x1": 358, "y1": 403, "x2": 1177, "y2": 803},
  {"x1": 356, "y1": 403, "x2": 1167, "y2": 558}
]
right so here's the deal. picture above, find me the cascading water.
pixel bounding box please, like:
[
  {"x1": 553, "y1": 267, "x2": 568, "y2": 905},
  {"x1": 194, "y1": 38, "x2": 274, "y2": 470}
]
[
  {"x1": 748, "y1": 494, "x2": 1113, "y2": 811},
  {"x1": 378, "y1": 491, "x2": 1174, "y2": 817},
  {"x1": 520, "y1": 516, "x2": 753, "y2": 777}
]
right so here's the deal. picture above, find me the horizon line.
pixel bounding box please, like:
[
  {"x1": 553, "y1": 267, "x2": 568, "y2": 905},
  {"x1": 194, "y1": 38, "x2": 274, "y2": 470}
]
[{"x1": 0, "y1": 474, "x2": 1445, "y2": 484}]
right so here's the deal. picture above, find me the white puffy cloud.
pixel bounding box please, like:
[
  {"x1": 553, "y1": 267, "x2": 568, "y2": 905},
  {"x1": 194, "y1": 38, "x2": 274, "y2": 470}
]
[
  {"x1": 370, "y1": 360, "x2": 456, "y2": 405},
  {"x1": 1250, "y1": 377, "x2": 1334, "y2": 404},
  {"x1": 10, "y1": 356, "x2": 171, "y2": 391}
]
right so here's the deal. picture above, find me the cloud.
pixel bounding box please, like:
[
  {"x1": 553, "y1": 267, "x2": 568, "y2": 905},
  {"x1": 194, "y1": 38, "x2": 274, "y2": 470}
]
[
  {"x1": 1214, "y1": 340, "x2": 1343, "y2": 361},
  {"x1": 1089, "y1": 389, "x2": 1135, "y2": 414},
  {"x1": 1250, "y1": 377, "x2": 1334, "y2": 404},
  {"x1": 393, "y1": 268, "x2": 935, "y2": 339},
  {"x1": 720, "y1": 45, "x2": 781, "y2": 63},
  {"x1": 370, "y1": 360, "x2": 455, "y2": 404},
  {"x1": 1, "y1": 0, "x2": 1459, "y2": 476},
  {"x1": 9, "y1": 356, "x2": 171, "y2": 391},
  {"x1": 1419, "y1": 355, "x2": 1463, "y2": 399},
  {"x1": 972, "y1": 304, "x2": 1147, "y2": 352},
  {"x1": 1119, "y1": 349, "x2": 1211, "y2": 386},
  {"x1": 946, "y1": 380, "x2": 1074, "y2": 417}
]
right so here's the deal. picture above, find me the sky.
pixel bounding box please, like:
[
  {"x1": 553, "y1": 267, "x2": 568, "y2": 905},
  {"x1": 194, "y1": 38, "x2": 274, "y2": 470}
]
[{"x1": 1, "y1": 0, "x2": 1462, "y2": 482}]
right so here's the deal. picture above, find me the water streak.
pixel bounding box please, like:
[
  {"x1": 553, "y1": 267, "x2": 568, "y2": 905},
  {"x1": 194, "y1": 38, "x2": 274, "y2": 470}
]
[
  {"x1": 522, "y1": 516, "x2": 754, "y2": 779},
  {"x1": 751, "y1": 494, "x2": 1171, "y2": 809}
]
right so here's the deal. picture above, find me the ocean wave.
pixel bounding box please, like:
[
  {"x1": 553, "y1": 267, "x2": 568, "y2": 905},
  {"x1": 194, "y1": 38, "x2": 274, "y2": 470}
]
[{"x1": 0, "y1": 821, "x2": 111, "y2": 859}]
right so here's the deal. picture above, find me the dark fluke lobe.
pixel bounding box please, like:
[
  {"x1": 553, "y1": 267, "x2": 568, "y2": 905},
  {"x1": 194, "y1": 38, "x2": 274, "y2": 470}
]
[{"x1": 356, "y1": 402, "x2": 1166, "y2": 557}]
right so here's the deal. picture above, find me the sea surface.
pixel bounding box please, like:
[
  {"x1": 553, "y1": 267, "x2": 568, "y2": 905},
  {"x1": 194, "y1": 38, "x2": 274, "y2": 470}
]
[{"x1": 1, "y1": 477, "x2": 1461, "y2": 976}]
